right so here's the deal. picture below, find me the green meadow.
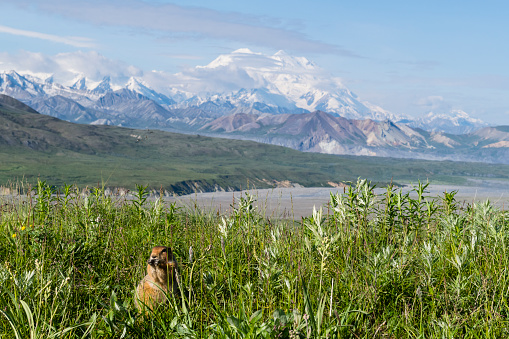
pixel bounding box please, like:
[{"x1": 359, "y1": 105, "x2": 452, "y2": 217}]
[{"x1": 1, "y1": 179, "x2": 508, "y2": 338}]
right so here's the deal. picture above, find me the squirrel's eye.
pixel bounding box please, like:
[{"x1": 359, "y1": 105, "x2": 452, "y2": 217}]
[{"x1": 160, "y1": 248, "x2": 167, "y2": 253}]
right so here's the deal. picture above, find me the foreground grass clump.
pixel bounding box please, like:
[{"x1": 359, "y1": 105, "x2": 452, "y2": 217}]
[{"x1": 0, "y1": 180, "x2": 508, "y2": 338}]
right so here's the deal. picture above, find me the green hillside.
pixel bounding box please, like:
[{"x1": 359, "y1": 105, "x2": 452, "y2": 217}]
[{"x1": 1, "y1": 94, "x2": 508, "y2": 194}]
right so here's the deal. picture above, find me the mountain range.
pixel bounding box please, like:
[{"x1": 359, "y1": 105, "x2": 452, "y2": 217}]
[
  {"x1": 0, "y1": 49, "x2": 501, "y2": 163},
  {"x1": 0, "y1": 93, "x2": 346, "y2": 193},
  {"x1": 2, "y1": 93, "x2": 508, "y2": 193},
  {"x1": 200, "y1": 111, "x2": 509, "y2": 163}
]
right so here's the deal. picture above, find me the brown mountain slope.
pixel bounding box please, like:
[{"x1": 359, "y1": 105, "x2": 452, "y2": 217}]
[
  {"x1": 199, "y1": 110, "x2": 509, "y2": 163},
  {"x1": 201, "y1": 111, "x2": 430, "y2": 152}
]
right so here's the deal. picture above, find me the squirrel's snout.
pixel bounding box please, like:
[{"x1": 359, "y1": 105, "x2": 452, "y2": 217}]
[{"x1": 148, "y1": 258, "x2": 159, "y2": 265}]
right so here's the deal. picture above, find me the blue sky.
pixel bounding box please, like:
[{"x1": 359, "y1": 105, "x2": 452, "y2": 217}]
[{"x1": 0, "y1": 0, "x2": 508, "y2": 123}]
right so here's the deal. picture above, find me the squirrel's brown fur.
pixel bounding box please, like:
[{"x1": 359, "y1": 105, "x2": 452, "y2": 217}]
[{"x1": 135, "y1": 246, "x2": 179, "y2": 313}]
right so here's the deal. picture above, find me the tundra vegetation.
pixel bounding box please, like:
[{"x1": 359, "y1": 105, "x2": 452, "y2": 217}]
[{"x1": 0, "y1": 179, "x2": 508, "y2": 338}]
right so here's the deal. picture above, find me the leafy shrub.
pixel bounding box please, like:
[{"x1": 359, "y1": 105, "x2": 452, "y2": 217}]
[{"x1": 0, "y1": 179, "x2": 508, "y2": 337}]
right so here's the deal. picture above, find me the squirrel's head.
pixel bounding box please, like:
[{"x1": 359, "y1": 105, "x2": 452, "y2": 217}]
[{"x1": 147, "y1": 246, "x2": 177, "y2": 269}]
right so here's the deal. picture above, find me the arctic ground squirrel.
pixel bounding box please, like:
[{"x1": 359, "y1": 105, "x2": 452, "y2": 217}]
[{"x1": 135, "y1": 246, "x2": 179, "y2": 313}]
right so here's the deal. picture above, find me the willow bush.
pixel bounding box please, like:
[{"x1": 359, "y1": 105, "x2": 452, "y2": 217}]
[{"x1": 0, "y1": 179, "x2": 508, "y2": 338}]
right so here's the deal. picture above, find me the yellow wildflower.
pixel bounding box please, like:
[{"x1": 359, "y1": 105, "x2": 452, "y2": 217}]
[
  {"x1": 12, "y1": 233, "x2": 16, "y2": 238},
  {"x1": 21, "y1": 226, "x2": 26, "y2": 231}
]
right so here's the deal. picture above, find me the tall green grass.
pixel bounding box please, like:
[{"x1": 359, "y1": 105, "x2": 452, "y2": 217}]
[{"x1": 0, "y1": 179, "x2": 508, "y2": 338}]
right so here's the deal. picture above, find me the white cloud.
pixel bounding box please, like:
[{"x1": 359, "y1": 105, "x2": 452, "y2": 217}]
[
  {"x1": 147, "y1": 49, "x2": 346, "y2": 97},
  {"x1": 416, "y1": 95, "x2": 452, "y2": 112},
  {"x1": 8, "y1": 0, "x2": 355, "y2": 56},
  {"x1": 0, "y1": 24, "x2": 96, "y2": 48}
]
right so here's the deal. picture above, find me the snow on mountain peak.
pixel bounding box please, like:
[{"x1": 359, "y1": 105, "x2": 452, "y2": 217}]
[
  {"x1": 0, "y1": 70, "x2": 45, "y2": 98},
  {"x1": 449, "y1": 109, "x2": 485, "y2": 124},
  {"x1": 180, "y1": 49, "x2": 379, "y2": 117},
  {"x1": 126, "y1": 76, "x2": 145, "y2": 90},
  {"x1": 71, "y1": 75, "x2": 87, "y2": 90},
  {"x1": 90, "y1": 76, "x2": 112, "y2": 93},
  {"x1": 405, "y1": 109, "x2": 488, "y2": 134},
  {"x1": 75, "y1": 75, "x2": 117, "y2": 93},
  {"x1": 424, "y1": 109, "x2": 485, "y2": 125},
  {"x1": 452, "y1": 109, "x2": 469, "y2": 119},
  {"x1": 125, "y1": 76, "x2": 175, "y2": 106}
]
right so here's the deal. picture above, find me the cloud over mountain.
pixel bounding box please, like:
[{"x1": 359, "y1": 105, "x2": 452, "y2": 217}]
[
  {"x1": 0, "y1": 48, "x2": 489, "y2": 133},
  {"x1": 0, "y1": 50, "x2": 142, "y2": 86},
  {"x1": 0, "y1": 24, "x2": 96, "y2": 48}
]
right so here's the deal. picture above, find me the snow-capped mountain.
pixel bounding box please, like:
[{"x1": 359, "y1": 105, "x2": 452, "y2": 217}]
[
  {"x1": 126, "y1": 77, "x2": 176, "y2": 106},
  {"x1": 1, "y1": 48, "x2": 504, "y2": 164},
  {"x1": 178, "y1": 87, "x2": 307, "y2": 115},
  {"x1": 0, "y1": 71, "x2": 45, "y2": 99},
  {"x1": 402, "y1": 110, "x2": 488, "y2": 134},
  {"x1": 70, "y1": 76, "x2": 87, "y2": 91},
  {"x1": 0, "y1": 49, "x2": 488, "y2": 135},
  {"x1": 169, "y1": 48, "x2": 400, "y2": 120},
  {"x1": 1, "y1": 71, "x2": 104, "y2": 105},
  {"x1": 90, "y1": 76, "x2": 113, "y2": 94}
]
